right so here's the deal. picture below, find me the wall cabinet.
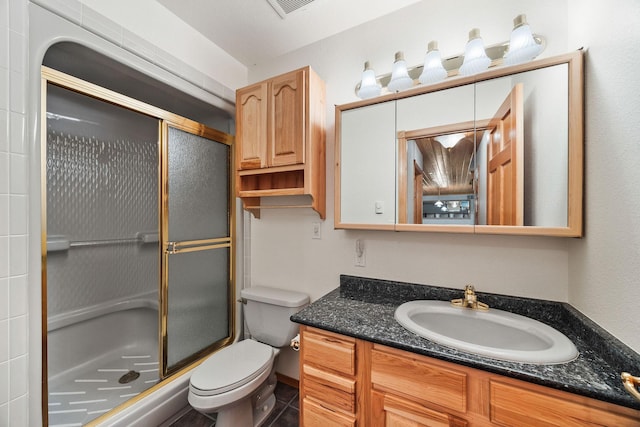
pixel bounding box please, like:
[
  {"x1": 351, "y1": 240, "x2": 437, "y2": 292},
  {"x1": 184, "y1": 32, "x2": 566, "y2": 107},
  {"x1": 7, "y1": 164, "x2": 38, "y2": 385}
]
[
  {"x1": 236, "y1": 66, "x2": 326, "y2": 218},
  {"x1": 299, "y1": 325, "x2": 640, "y2": 426}
]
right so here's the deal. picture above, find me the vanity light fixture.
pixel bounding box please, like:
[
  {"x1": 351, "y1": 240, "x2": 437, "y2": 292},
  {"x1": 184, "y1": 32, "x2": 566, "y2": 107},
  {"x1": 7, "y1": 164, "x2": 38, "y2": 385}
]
[
  {"x1": 418, "y1": 41, "x2": 448, "y2": 85},
  {"x1": 503, "y1": 14, "x2": 543, "y2": 66},
  {"x1": 387, "y1": 51, "x2": 414, "y2": 92},
  {"x1": 356, "y1": 61, "x2": 382, "y2": 99},
  {"x1": 354, "y1": 14, "x2": 545, "y2": 99},
  {"x1": 459, "y1": 28, "x2": 491, "y2": 76}
]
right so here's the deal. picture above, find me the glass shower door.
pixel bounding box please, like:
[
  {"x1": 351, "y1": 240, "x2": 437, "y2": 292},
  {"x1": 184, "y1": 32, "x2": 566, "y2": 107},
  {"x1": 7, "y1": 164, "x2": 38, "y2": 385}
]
[{"x1": 162, "y1": 123, "x2": 235, "y2": 375}]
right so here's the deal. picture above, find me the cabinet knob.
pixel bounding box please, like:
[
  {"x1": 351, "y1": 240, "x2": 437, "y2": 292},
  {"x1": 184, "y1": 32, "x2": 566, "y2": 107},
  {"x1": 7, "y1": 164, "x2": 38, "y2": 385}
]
[{"x1": 621, "y1": 372, "x2": 640, "y2": 402}]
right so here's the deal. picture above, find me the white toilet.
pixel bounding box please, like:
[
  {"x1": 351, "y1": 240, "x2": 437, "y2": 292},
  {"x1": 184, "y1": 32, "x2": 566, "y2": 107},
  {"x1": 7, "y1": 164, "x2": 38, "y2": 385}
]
[{"x1": 188, "y1": 286, "x2": 309, "y2": 427}]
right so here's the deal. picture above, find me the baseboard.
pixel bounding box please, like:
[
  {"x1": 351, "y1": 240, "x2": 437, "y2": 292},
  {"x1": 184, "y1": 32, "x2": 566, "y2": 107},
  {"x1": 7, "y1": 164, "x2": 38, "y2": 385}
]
[{"x1": 276, "y1": 372, "x2": 299, "y2": 389}]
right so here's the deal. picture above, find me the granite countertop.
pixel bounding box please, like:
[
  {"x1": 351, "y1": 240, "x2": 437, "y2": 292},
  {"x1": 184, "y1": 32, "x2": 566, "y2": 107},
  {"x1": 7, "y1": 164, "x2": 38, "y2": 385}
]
[{"x1": 291, "y1": 275, "x2": 640, "y2": 411}]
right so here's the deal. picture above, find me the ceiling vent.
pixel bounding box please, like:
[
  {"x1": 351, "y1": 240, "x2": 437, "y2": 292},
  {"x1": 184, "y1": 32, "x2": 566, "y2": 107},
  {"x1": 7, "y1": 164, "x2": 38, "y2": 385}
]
[{"x1": 267, "y1": 0, "x2": 316, "y2": 18}]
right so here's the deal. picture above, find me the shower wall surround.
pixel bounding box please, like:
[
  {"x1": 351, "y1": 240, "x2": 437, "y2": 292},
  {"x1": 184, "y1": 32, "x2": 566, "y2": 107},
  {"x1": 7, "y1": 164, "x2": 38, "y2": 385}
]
[{"x1": 46, "y1": 84, "x2": 159, "y2": 315}]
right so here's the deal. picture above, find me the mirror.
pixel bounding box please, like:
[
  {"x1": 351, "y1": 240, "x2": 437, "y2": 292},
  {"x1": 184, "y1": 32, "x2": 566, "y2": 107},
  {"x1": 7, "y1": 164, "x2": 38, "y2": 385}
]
[
  {"x1": 335, "y1": 51, "x2": 583, "y2": 237},
  {"x1": 338, "y1": 101, "x2": 396, "y2": 228}
]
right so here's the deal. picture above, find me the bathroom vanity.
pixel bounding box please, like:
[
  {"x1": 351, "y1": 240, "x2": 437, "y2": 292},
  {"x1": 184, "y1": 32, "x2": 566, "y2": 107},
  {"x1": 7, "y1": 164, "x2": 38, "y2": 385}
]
[{"x1": 292, "y1": 276, "x2": 640, "y2": 426}]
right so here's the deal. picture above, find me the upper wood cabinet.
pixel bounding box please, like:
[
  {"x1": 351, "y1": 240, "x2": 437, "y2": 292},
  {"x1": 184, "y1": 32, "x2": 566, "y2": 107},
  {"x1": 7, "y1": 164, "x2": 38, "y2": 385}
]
[{"x1": 236, "y1": 66, "x2": 326, "y2": 219}]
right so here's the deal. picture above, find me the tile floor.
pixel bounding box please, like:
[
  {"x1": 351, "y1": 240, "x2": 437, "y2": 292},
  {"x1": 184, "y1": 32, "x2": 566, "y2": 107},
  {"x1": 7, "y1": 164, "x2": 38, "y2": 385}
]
[{"x1": 169, "y1": 381, "x2": 299, "y2": 427}]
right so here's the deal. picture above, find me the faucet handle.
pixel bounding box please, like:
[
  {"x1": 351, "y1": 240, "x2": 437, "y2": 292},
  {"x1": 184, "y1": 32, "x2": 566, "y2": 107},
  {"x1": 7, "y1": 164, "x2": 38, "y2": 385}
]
[{"x1": 451, "y1": 284, "x2": 489, "y2": 310}]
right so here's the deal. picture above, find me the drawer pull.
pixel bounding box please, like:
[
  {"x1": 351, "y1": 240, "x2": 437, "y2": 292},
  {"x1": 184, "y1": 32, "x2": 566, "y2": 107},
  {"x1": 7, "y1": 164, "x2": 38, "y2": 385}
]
[{"x1": 621, "y1": 372, "x2": 640, "y2": 401}]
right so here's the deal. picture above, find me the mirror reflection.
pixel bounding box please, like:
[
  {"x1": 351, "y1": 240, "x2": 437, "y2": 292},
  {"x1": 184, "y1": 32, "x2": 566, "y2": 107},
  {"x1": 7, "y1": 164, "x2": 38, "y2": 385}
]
[{"x1": 397, "y1": 62, "x2": 569, "y2": 228}]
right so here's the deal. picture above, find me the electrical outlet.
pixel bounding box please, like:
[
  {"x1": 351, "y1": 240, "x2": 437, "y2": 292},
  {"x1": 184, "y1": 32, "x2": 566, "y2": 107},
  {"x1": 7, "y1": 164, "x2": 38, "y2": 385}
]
[
  {"x1": 312, "y1": 222, "x2": 321, "y2": 239},
  {"x1": 355, "y1": 239, "x2": 366, "y2": 267}
]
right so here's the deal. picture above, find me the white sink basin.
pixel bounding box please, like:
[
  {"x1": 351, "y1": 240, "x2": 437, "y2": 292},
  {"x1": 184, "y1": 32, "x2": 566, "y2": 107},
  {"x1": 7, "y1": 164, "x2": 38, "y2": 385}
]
[{"x1": 394, "y1": 300, "x2": 578, "y2": 364}]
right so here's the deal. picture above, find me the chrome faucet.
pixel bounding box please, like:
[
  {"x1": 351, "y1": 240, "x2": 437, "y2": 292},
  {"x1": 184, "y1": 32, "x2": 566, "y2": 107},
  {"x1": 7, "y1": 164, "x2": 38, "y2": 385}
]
[{"x1": 451, "y1": 285, "x2": 489, "y2": 310}]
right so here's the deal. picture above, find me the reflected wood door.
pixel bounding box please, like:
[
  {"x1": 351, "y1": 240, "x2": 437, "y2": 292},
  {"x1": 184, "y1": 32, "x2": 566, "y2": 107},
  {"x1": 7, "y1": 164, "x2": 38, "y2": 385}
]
[
  {"x1": 414, "y1": 161, "x2": 424, "y2": 224},
  {"x1": 486, "y1": 83, "x2": 524, "y2": 226}
]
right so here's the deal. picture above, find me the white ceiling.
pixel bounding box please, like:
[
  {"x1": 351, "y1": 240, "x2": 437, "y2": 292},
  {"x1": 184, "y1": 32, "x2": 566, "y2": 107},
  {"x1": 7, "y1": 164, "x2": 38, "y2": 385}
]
[{"x1": 156, "y1": 0, "x2": 422, "y2": 67}]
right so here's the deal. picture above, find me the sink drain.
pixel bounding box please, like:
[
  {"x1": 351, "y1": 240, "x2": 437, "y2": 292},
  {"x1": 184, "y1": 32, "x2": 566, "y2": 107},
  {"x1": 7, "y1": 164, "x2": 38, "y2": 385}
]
[{"x1": 118, "y1": 370, "x2": 140, "y2": 384}]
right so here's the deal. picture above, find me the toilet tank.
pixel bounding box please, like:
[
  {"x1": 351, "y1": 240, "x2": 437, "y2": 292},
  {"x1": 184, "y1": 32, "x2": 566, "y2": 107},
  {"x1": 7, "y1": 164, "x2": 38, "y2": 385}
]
[{"x1": 241, "y1": 286, "x2": 309, "y2": 347}]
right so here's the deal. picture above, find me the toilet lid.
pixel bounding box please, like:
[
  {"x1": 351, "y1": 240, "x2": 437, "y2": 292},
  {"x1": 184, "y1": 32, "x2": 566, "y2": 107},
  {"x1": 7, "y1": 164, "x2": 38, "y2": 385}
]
[{"x1": 190, "y1": 340, "x2": 273, "y2": 396}]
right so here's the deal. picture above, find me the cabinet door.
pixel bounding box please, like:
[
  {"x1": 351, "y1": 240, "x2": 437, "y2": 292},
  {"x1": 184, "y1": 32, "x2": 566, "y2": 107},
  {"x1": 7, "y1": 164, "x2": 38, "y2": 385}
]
[
  {"x1": 269, "y1": 68, "x2": 305, "y2": 167},
  {"x1": 236, "y1": 82, "x2": 268, "y2": 170},
  {"x1": 371, "y1": 391, "x2": 468, "y2": 427}
]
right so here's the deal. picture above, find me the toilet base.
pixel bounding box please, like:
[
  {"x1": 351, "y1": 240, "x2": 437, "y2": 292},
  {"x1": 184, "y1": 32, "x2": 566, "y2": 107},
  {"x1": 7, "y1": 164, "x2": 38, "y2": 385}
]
[
  {"x1": 252, "y1": 394, "x2": 276, "y2": 427},
  {"x1": 214, "y1": 392, "x2": 275, "y2": 427}
]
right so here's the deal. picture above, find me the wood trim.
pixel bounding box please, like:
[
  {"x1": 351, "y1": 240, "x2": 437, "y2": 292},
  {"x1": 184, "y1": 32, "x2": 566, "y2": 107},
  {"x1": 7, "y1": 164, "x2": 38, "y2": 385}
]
[
  {"x1": 334, "y1": 104, "x2": 343, "y2": 226},
  {"x1": 567, "y1": 49, "x2": 585, "y2": 237},
  {"x1": 276, "y1": 372, "x2": 299, "y2": 389},
  {"x1": 395, "y1": 223, "x2": 474, "y2": 233}
]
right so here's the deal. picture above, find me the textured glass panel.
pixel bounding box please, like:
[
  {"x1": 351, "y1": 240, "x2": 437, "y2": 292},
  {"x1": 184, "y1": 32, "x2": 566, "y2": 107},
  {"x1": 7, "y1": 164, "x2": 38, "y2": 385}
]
[
  {"x1": 166, "y1": 247, "x2": 230, "y2": 368},
  {"x1": 168, "y1": 127, "x2": 230, "y2": 241}
]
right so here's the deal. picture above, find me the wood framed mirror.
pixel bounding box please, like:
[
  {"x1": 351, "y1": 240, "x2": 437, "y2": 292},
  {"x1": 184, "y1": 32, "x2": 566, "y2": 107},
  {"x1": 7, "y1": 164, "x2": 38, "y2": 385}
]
[{"x1": 335, "y1": 51, "x2": 583, "y2": 237}]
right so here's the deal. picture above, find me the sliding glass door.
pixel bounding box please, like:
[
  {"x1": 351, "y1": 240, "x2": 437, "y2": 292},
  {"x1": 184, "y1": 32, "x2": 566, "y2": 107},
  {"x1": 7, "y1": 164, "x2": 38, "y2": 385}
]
[
  {"x1": 162, "y1": 123, "x2": 235, "y2": 374},
  {"x1": 41, "y1": 66, "x2": 235, "y2": 425}
]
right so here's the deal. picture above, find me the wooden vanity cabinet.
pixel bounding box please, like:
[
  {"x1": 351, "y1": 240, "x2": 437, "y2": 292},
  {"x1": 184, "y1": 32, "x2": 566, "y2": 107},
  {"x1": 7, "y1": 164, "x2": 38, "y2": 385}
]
[
  {"x1": 299, "y1": 326, "x2": 640, "y2": 427},
  {"x1": 235, "y1": 66, "x2": 326, "y2": 218},
  {"x1": 299, "y1": 326, "x2": 360, "y2": 426}
]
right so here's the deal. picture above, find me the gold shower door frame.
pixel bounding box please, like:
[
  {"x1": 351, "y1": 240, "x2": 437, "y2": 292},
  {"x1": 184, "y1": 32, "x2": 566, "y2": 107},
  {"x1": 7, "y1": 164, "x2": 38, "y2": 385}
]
[
  {"x1": 40, "y1": 66, "x2": 236, "y2": 426},
  {"x1": 160, "y1": 120, "x2": 236, "y2": 376}
]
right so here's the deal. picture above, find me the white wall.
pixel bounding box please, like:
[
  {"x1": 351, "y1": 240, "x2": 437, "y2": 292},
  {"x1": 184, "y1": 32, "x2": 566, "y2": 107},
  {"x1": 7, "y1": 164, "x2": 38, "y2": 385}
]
[
  {"x1": 1, "y1": 0, "x2": 30, "y2": 424},
  {"x1": 247, "y1": 0, "x2": 576, "y2": 379},
  {"x1": 567, "y1": 0, "x2": 640, "y2": 353},
  {"x1": 80, "y1": 0, "x2": 247, "y2": 91}
]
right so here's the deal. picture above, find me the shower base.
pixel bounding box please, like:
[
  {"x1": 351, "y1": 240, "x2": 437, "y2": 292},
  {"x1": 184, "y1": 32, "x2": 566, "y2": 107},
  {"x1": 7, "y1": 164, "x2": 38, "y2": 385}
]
[{"x1": 47, "y1": 339, "x2": 159, "y2": 426}]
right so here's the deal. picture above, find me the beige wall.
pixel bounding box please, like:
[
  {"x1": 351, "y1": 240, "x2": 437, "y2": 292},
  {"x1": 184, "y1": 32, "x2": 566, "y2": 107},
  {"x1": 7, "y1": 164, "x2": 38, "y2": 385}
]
[
  {"x1": 567, "y1": 0, "x2": 640, "y2": 355},
  {"x1": 245, "y1": 0, "x2": 640, "y2": 379}
]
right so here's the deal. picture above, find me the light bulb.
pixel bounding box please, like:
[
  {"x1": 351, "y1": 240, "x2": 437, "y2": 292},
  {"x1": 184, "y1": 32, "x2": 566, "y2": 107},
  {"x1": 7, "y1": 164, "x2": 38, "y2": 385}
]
[
  {"x1": 504, "y1": 14, "x2": 542, "y2": 66},
  {"x1": 387, "y1": 51, "x2": 414, "y2": 92},
  {"x1": 419, "y1": 41, "x2": 448, "y2": 85},
  {"x1": 459, "y1": 29, "x2": 491, "y2": 76},
  {"x1": 357, "y1": 61, "x2": 381, "y2": 99}
]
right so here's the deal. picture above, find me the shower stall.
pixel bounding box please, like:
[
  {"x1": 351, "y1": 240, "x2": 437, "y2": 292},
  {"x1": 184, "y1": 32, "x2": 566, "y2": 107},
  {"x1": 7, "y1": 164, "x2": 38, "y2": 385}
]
[{"x1": 42, "y1": 63, "x2": 235, "y2": 426}]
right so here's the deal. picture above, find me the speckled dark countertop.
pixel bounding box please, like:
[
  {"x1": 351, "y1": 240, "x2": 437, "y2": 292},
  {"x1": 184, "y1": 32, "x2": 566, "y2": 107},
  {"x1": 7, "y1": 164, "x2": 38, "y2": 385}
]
[{"x1": 291, "y1": 275, "x2": 640, "y2": 411}]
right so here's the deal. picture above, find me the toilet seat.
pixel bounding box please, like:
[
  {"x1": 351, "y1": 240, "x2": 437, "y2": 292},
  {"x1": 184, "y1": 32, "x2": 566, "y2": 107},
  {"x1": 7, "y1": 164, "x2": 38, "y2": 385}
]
[{"x1": 190, "y1": 339, "x2": 274, "y2": 397}]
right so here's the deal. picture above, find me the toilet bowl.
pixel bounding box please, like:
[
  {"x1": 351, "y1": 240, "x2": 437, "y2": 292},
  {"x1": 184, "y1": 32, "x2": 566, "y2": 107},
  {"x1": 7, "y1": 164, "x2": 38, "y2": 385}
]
[
  {"x1": 188, "y1": 286, "x2": 309, "y2": 427},
  {"x1": 189, "y1": 339, "x2": 277, "y2": 426}
]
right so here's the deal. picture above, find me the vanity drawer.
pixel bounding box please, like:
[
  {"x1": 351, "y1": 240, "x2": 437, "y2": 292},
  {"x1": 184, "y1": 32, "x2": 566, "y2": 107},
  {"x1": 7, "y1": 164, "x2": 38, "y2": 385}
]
[
  {"x1": 490, "y1": 380, "x2": 640, "y2": 427},
  {"x1": 302, "y1": 364, "x2": 356, "y2": 413},
  {"x1": 371, "y1": 346, "x2": 467, "y2": 414},
  {"x1": 302, "y1": 328, "x2": 356, "y2": 376},
  {"x1": 302, "y1": 397, "x2": 357, "y2": 427}
]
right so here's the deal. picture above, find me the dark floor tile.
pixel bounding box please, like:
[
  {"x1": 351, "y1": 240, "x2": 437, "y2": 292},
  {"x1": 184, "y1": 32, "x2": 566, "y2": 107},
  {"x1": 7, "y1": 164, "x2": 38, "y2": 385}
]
[
  {"x1": 274, "y1": 381, "x2": 298, "y2": 404},
  {"x1": 171, "y1": 382, "x2": 299, "y2": 427},
  {"x1": 268, "y1": 406, "x2": 299, "y2": 427},
  {"x1": 289, "y1": 395, "x2": 299, "y2": 410},
  {"x1": 263, "y1": 399, "x2": 287, "y2": 426},
  {"x1": 170, "y1": 409, "x2": 215, "y2": 427}
]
